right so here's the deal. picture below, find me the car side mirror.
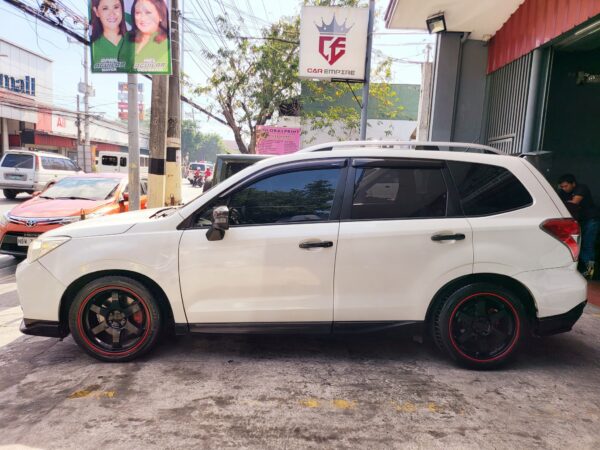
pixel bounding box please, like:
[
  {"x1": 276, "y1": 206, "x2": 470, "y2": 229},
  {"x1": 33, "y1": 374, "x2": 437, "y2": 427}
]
[
  {"x1": 120, "y1": 192, "x2": 129, "y2": 203},
  {"x1": 206, "y1": 206, "x2": 229, "y2": 241},
  {"x1": 32, "y1": 191, "x2": 41, "y2": 197}
]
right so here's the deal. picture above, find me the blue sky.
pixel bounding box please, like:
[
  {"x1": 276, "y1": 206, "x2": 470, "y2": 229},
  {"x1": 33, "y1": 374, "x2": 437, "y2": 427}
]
[{"x1": 0, "y1": 0, "x2": 433, "y2": 140}]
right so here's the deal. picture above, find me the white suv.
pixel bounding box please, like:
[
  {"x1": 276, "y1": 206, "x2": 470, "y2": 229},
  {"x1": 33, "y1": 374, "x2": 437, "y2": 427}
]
[
  {"x1": 16, "y1": 142, "x2": 587, "y2": 368},
  {"x1": 0, "y1": 149, "x2": 81, "y2": 199}
]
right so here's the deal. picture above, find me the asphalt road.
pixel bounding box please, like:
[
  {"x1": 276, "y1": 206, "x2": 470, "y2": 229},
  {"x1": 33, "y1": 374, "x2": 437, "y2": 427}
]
[{"x1": 1, "y1": 187, "x2": 600, "y2": 449}]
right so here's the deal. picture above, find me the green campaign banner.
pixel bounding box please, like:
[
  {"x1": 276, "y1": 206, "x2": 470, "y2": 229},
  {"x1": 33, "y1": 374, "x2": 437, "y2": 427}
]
[{"x1": 90, "y1": 0, "x2": 172, "y2": 74}]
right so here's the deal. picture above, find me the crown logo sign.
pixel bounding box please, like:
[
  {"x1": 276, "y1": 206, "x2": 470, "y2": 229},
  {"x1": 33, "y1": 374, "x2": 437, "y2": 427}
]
[{"x1": 315, "y1": 14, "x2": 354, "y2": 35}]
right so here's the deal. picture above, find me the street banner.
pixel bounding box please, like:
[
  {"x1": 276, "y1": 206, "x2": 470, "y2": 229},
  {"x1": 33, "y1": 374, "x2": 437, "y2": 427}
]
[
  {"x1": 255, "y1": 126, "x2": 301, "y2": 155},
  {"x1": 90, "y1": 0, "x2": 172, "y2": 74},
  {"x1": 118, "y1": 82, "x2": 144, "y2": 120},
  {"x1": 299, "y1": 6, "x2": 369, "y2": 81}
]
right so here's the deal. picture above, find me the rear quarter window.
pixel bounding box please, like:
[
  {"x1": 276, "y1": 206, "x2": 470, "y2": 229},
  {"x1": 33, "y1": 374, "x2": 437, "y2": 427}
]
[
  {"x1": 1, "y1": 153, "x2": 33, "y2": 169},
  {"x1": 447, "y1": 161, "x2": 533, "y2": 216}
]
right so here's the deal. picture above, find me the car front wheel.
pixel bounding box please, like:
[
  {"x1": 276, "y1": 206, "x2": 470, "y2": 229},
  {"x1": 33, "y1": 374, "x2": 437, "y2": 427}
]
[
  {"x1": 68, "y1": 276, "x2": 162, "y2": 362},
  {"x1": 433, "y1": 283, "x2": 526, "y2": 369},
  {"x1": 3, "y1": 189, "x2": 17, "y2": 200}
]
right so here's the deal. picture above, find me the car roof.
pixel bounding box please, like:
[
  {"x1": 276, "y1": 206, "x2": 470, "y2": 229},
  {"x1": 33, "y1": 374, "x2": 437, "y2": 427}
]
[
  {"x1": 216, "y1": 154, "x2": 271, "y2": 161},
  {"x1": 4, "y1": 149, "x2": 73, "y2": 158},
  {"x1": 62, "y1": 173, "x2": 127, "y2": 179}
]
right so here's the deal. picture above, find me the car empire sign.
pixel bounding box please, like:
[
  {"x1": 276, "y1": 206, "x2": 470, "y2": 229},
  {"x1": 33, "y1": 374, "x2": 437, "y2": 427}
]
[{"x1": 299, "y1": 6, "x2": 369, "y2": 81}]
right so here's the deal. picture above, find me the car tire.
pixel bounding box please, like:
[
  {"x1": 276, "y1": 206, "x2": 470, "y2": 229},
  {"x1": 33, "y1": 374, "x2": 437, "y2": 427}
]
[
  {"x1": 433, "y1": 282, "x2": 527, "y2": 369},
  {"x1": 3, "y1": 189, "x2": 17, "y2": 200},
  {"x1": 68, "y1": 276, "x2": 162, "y2": 362}
]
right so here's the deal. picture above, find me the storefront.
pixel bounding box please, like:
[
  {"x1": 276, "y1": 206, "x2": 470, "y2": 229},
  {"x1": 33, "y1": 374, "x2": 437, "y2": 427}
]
[{"x1": 385, "y1": 0, "x2": 600, "y2": 193}]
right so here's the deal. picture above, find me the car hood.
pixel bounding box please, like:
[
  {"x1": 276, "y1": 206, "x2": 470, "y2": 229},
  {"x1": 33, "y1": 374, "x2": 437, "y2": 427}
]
[
  {"x1": 43, "y1": 208, "x2": 165, "y2": 238},
  {"x1": 8, "y1": 197, "x2": 112, "y2": 218}
]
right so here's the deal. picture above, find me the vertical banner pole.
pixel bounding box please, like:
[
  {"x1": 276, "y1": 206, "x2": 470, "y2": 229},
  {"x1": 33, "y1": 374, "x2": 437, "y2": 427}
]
[
  {"x1": 128, "y1": 73, "x2": 141, "y2": 211},
  {"x1": 359, "y1": 0, "x2": 375, "y2": 140}
]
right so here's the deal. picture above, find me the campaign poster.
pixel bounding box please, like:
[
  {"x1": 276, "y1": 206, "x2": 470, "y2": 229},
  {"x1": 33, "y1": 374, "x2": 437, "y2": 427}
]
[
  {"x1": 90, "y1": 0, "x2": 172, "y2": 74},
  {"x1": 256, "y1": 126, "x2": 302, "y2": 155}
]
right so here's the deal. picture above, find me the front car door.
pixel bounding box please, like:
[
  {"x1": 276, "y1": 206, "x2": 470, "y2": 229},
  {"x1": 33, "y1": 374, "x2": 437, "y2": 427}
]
[
  {"x1": 179, "y1": 159, "x2": 347, "y2": 328},
  {"x1": 333, "y1": 158, "x2": 474, "y2": 323}
]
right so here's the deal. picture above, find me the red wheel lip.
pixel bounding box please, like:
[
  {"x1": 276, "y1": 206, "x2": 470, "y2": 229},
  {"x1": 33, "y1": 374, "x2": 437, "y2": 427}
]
[
  {"x1": 448, "y1": 292, "x2": 521, "y2": 364},
  {"x1": 77, "y1": 285, "x2": 152, "y2": 358}
]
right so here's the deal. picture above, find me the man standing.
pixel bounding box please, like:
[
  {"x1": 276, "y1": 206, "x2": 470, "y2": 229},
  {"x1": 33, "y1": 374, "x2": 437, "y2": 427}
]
[{"x1": 558, "y1": 174, "x2": 600, "y2": 279}]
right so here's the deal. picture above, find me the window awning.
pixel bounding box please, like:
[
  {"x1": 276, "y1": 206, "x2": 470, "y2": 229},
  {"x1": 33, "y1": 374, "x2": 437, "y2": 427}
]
[{"x1": 385, "y1": 0, "x2": 525, "y2": 41}]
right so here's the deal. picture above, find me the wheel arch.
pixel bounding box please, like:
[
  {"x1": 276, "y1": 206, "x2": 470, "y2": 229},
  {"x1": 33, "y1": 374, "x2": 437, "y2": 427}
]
[
  {"x1": 425, "y1": 273, "x2": 538, "y2": 327},
  {"x1": 59, "y1": 270, "x2": 175, "y2": 334}
]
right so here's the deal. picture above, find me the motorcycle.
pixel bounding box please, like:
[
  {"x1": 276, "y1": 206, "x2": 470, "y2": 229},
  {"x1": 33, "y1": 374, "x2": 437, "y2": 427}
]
[{"x1": 192, "y1": 171, "x2": 204, "y2": 188}]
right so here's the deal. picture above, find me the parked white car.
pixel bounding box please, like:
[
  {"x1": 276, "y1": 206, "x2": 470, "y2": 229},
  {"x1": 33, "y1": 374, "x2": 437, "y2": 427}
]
[
  {"x1": 16, "y1": 141, "x2": 587, "y2": 368},
  {"x1": 95, "y1": 151, "x2": 149, "y2": 179},
  {"x1": 0, "y1": 149, "x2": 82, "y2": 199}
]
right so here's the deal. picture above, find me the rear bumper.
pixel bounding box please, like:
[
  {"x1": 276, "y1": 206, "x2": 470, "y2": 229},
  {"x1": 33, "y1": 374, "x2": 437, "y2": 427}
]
[
  {"x1": 534, "y1": 301, "x2": 587, "y2": 336},
  {"x1": 20, "y1": 319, "x2": 68, "y2": 338},
  {"x1": 0, "y1": 184, "x2": 36, "y2": 191}
]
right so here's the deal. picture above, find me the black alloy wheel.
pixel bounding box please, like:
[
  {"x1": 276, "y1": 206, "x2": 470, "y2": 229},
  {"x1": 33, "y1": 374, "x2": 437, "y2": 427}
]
[
  {"x1": 433, "y1": 282, "x2": 526, "y2": 369},
  {"x1": 69, "y1": 276, "x2": 162, "y2": 362}
]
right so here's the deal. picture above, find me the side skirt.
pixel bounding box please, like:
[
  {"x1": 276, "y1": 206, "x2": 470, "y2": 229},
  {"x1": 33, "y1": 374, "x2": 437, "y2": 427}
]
[{"x1": 179, "y1": 321, "x2": 424, "y2": 335}]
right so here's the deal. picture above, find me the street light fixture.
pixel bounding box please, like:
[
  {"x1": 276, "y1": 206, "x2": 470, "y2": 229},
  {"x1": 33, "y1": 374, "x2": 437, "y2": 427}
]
[{"x1": 426, "y1": 13, "x2": 447, "y2": 34}]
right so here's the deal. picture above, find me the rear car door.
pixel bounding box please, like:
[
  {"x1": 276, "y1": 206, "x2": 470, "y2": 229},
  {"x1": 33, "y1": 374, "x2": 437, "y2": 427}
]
[
  {"x1": 333, "y1": 158, "x2": 474, "y2": 322},
  {"x1": 179, "y1": 159, "x2": 347, "y2": 326}
]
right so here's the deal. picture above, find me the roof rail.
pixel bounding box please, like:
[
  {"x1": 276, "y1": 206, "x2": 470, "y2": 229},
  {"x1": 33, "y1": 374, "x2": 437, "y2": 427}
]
[{"x1": 298, "y1": 140, "x2": 504, "y2": 155}]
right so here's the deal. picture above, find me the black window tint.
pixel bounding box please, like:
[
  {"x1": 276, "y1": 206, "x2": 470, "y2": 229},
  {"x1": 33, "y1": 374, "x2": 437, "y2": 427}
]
[
  {"x1": 120, "y1": 157, "x2": 127, "y2": 167},
  {"x1": 227, "y1": 168, "x2": 341, "y2": 225},
  {"x1": 102, "y1": 155, "x2": 118, "y2": 166},
  {"x1": 351, "y1": 167, "x2": 447, "y2": 219},
  {"x1": 447, "y1": 161, "x2": 533, "y2": 216},
  {"x1": 1, "y1": 154, "x2": 33, "y2": 169}
]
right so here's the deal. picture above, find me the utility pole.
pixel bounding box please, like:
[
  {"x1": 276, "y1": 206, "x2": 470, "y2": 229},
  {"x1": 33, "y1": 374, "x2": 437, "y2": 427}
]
[
  {"x1": 127, "y1": 74, "x2": 141, "y2": 211},
  {"x1": 417, "y1": 44, "x2": 433, "y2": 141},
  {"x1": 148, "y1": 76, "x2": 168, "y2": 208},
  {"x1": 76, "y1": 95, "x2": 82, "y2": 148},
  {"x1": 359, "y1": 0, "x2": 375, "y2": 140},
  {"x1": 82, "y1": 22, "x2": 92, "y2": 172},
  {"x1": 165, "y1": 0, "x2": 182, "y2": 205}
]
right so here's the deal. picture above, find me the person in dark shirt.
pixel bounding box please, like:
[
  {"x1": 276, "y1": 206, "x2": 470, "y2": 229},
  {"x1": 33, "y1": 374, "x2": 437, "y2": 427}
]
[{"x1": 558, "y1": 174, "x2": 600, "y2": 279}]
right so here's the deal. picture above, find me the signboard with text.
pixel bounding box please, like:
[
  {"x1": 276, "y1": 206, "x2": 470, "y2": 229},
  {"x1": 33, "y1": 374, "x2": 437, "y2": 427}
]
[
  {"x1": 256, "y1": 126, "x2": 301, "y2": 155},
  {"x1": 90, "y1": 0, "x2": 172, "y2": 74},
  {"x1": 299, "y1": 6, "x2": 369, "y2": 81}
]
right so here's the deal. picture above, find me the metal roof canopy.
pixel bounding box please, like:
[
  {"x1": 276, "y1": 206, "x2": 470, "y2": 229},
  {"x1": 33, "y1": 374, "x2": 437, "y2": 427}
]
[{"x1": 385, "y1": 0, "x2": 525, "y2": 41}]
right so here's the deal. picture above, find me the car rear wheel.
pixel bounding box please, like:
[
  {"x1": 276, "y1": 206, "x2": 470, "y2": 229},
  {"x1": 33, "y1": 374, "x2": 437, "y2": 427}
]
[
  {"x1": 3, "y1": 189, "x2": 17, "y2": 200},
  {"x1": 433, "y1": 283, "x2": 526, "y2": 369},
  {"x1": 68, "y1": 276, "x2": 162, "y2": 362}
]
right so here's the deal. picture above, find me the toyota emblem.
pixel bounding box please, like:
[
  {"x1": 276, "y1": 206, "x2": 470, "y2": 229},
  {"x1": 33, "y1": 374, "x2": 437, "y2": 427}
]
[{"x1": 26, "y1": 219, "x2": 36, "y2": 227}]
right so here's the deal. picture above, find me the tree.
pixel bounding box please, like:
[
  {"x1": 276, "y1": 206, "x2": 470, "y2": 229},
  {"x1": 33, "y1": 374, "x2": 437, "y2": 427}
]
[
  {"x1": 181, "y1": 120, "x2": 228, "y2": 163},
  {"x1": 191, "y1": 0, "x2": 401, "y2": 153}
]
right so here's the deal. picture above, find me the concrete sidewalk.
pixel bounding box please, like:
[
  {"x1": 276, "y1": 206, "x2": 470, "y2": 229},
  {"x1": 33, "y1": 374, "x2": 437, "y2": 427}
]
[{"x1": 589, "y1": 281, "x2": 600, "y2": 308}]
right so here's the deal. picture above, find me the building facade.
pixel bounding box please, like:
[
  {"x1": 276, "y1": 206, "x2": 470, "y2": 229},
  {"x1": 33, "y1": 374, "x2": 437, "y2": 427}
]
[
  {"x1": 0, "y1": 39, "x2": 148, "y2": 166},
  {"x1": 386, "y1": 0, "x2": 600, "y2": 194}
]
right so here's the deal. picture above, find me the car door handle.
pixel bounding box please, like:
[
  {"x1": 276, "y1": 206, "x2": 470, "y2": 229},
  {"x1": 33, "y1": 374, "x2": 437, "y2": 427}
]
[
  {"x1": 299, "y1": 240, "x2": 334, "y2": 249},
  {"x1": 431, "y1": 233, "x2": 466, "y2": 242}
]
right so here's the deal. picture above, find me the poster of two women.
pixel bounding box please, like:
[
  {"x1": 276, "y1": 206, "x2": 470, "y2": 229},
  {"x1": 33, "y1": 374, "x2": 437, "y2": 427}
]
[{"x1": 89, "y1": 0, "x2": 171, "y2": 74}]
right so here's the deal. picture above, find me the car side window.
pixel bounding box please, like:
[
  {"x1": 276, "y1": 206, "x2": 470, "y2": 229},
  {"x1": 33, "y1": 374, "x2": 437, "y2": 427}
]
[
  {"x1": 194, "y1": 168, "x2": 341, "y2": 227},
  {"x1": 447, "y1": 161, "x2": 533, "y2": 216},
  {"x1": 351, "y1": 167, "x2": 448, "y2": 220},
  {"x1": 102, "y1": 155, "x2": 118, "y2": 166},
  {"x1": 64, "y1": 159, "x2": 78, "y2": 171},
  {"x1": 120, "y1": 157, "x2": 127, "y2": 167}
]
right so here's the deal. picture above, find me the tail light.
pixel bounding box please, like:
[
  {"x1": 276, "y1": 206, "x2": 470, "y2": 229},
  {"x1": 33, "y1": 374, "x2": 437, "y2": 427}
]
[
  {"x1": 541, "y1": 218, "x2": 580, "y2": 261},
  {"x1": 35, "y1": 155, "x2": 40, "y2": 170}
]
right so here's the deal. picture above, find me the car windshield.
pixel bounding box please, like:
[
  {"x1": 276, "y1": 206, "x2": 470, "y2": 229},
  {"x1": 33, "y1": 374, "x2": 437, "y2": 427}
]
[
  {"x1": 1, "y1": 154, "x2": 34, "y2": 169},
  {"x1": 42, "y1": 177, "x2": 121, "y2": 201},
  {"x1": 189, "y1": 164, "x2": 206, "y2": 171}
]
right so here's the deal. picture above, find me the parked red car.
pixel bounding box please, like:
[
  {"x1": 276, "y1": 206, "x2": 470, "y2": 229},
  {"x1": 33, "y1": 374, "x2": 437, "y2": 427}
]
[{"x1": 0, "y1": 173, "x2": 147, "y2": 257}]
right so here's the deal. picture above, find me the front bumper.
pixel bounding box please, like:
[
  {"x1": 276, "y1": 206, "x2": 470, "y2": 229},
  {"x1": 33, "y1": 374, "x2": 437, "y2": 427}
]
[
  {"x1": 534, "y1": 301, "x2": 587, "y2": 336},
  {"x1": 16, "y1": 259, "x2": 66, "y2": 323},
  {"x1": 20, "y1": 318, "x2": 68, "y2": 338}
]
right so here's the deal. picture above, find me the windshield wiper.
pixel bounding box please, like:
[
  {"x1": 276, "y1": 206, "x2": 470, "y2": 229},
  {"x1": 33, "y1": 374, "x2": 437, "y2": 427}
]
[
  {"x1": 150, "y1": 206, "x2": 177, "y2": 218},
  {"x1": 55, "y1": 196, "x2": 94, "y2": 201}
]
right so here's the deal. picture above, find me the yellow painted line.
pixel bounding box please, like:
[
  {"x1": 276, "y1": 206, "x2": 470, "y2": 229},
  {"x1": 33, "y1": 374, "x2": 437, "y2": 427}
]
[
  {"x1": 591, "y1": 313, "x2": 600, "y2": 318},
  {"x1": 393, "y1": 401, "x2": 417, "y2": 413},
  {"x1": 68, "y1": 390, "x2": 116, "y2": 399},
  {"x1": 427, "y1": 402, "x2": 443, "y2": 413},
  {"x1": 331, "y1": 399, "x2": 356, "y2": 410},
  {"x1": 299, "y1": 398, "x2": 320, "y2": 408}
]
